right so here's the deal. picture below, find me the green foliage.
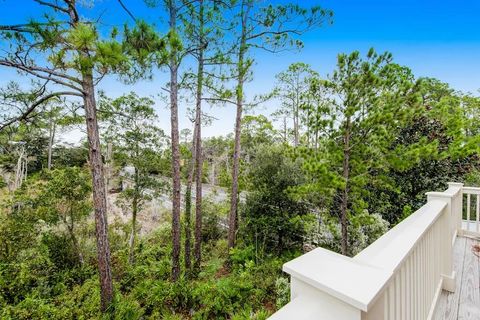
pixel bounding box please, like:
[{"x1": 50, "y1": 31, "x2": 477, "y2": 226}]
[
  {"x1": 41, "y1": 232, "x2": 79, "y2": 270},
  {"x1": 1, "y1": 1, "x2": 480, "y2": 318},
  {"x1": 241, "y1": 115, "x2": 277, "y2": 148},
  {"x1": 241, "y1": 145, "x2": 311, "y2": 254},
  {"x1": 366, "y1": 77, "x2": 480, "y2": 223},
  {"x1": 123, "y1": 20, "x2": 166, "y2": 77},
  {"x1": 200, "y1": 198, "x2": 226, "y2": 243},
  {"x1": 51, "y1": 145, "x2": 88, "y2": 168},
  {"x1": 100, "y1": 91, "x2": 167, "y2": 213},
  {"x1": 36, "y1": 167, "x2": 92, "y2": 224},
  {"x1": 274, "y1": 277, "x2": 290, "y2": 309},
  {"x1": 306, "y1": 210, "x2": 389, "y2": 255}
]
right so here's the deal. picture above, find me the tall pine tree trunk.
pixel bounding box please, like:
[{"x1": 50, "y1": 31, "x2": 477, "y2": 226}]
[
  {"x1": 293, "y1": 106, "x2": 299, "y2": 147},
  {"x1": 169, "y1": 1, "x2": 181, "y2": 281},
  {"x1": 193, "y1": 0, "x2": 205, "y2": 272},
  {"x1": 47, "y1": 114, "x2": 55, "y2": 170},
  {"x1": 184, "y1": 157, "x2": 193, "y2": 271},
  {"x1": 129, "y1": 166, "x2": 139, "y2": 264},
  {"x1": 228, "y1": 3, "x2": 247, "y2": 249},
  {"x1": 82, "y1": 71, "x2": 113, "y2": 311},
  {"x1": 184, "y1": 126, "x2": 197, "y2": 271}
]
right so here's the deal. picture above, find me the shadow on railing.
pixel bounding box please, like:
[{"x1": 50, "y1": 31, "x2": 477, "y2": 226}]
[{"x1": 269, "y1": 182, "x2": 478, "y2": 320}]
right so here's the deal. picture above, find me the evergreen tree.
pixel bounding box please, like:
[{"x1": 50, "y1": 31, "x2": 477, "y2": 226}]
[
  {"x1": 100, "y1": 92, "x2": 166, "y2": 264},
  {"x1": 227, "y1": 1, "x2": 333, "y2": 249},
  {"x1": 0, "y1": 0, "x2": 157, "y2": 310},
  {"x1": 297, "y1": 50, "x2": 419, "y2": 255}
]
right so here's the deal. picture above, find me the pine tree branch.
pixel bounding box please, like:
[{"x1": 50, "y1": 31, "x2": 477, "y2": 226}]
[
  {"x1": 117, "y1": 0, "x2": 137, "y2": 22},
  {"x1": 0, "y1": 91, "x2": 83, "y2": 131},
  {"x1": 33, "y1": 0, "x2": 69, "y2": 14},
  {"x1": 0, "y1": 59, "x2": 84, "y2": 93}
]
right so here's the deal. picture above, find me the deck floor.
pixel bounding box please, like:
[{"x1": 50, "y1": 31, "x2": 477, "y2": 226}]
[{"x1": 433, "y1": 236, "x2": 480, "y2": 320}]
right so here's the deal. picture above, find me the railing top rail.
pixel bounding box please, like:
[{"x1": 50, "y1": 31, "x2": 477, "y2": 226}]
[
  {"x1": 354, "y1": 200, "x2": 447, "y2": 271},
  {"x1": 282, "y1": 200, "x2": 448, "y2": 311},
  {"x1": 463, "y1": 186, "x2": 480, "y2": 194},
  {"x1": 283, "y1": 246, "x2": 391, "y2": 311},
  {"x1": 280, "y1": 184, "x2": 463, "y2": 313}
]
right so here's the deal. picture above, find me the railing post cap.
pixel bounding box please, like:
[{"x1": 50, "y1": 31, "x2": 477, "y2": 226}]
[
  {"x1": 448, "y1": 182, "x2": 464, "y2": 187},
  {"x1": 425, "y1": 191, "x2": 450, "y2": 197}
]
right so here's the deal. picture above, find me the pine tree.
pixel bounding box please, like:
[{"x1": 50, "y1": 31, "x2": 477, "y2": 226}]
[
  {"x1": 100, "y1": 92, "x2": 166, "y2": 264},
  {"x1": 227, "y1": 1, "x2": 333, "y2": 249},
  {"x1": 0, "y1": 0, "x2": 156, "y2": 310},
  {"x1": 298, "y1": 49, "x2": 420, "y2": 255}
]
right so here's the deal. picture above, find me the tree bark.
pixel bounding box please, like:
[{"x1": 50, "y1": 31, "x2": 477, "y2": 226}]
[
  {"x1": 82, "y1": 71, "x2": 113, "y2": 311},
  {"x1": 47, "y1": 113, "x2": 55, "y2": 170},
  {"x1": 184, "y1": 124, "x2": 199, "y2": 272},
  {"x1": 293, "y1": 107, "x2": 299, "y2": 147},
  {"x1": 293, "y1": 77, "x2": 300, "y2": 147},
  {"x1": 228, "y1": 2, "x2": 248, "y2": 250},
  {"x1": 129, "y1": 166, "x2": 139, "y2": 264},
  {"x1": 105, "y1": 142, "x2": 113, "y2": 193},
  {"x1": 184, "y1": 154, "x2": 194, "y2": 271},
  {"x1": 193, "y1": 0, "x2": 205, "y2": 273},
  {"x1": 169, "y1": 0, "x2": 182, "y2": 282}
]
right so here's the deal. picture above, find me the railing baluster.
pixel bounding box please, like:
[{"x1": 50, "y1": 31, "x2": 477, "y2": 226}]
[
  {"x1": 467, "y1": 193, "x2": 471, "y2": 231},
  {"x1": 389, "y1": 284, "x2": 395, "y2": 319},
  {"x1": 423, "y1": 235, "x2": 427, "y2": 318},
  {"x1": 475, "y1": 194, "x2": 480, "y2": 232},
  {"x1": 395, "y1": 275, "x2": 400, "y2": 319},
  {"x1": 401, "y1": 267, "x2": 405, "y2": 319},
  {"x1": 413, "y1": 248, "x2": 420, "y2": 319},
  {"x1": 269, "y1": 184, "x2": 471, "y2": 320},
  {"x1": 405, "y1": 256, "x2": 412, "y2": 319},
  {"x1": 427, "y1": 231, "x2": 431, "y2": 314},
  {"x1": 384, "y1": 286, "x2": 389, "y2": 318}
]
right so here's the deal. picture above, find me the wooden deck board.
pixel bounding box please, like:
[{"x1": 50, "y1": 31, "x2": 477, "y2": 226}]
[
  {"x1": 433, "y1": 237, "x2": 480, "y2": 320},
  {"x1": 434, "y1": 237, "x2": 466, "y2": 320},
  {"x1": 458, "y1": 238, "x2": 480, "y2": 320}
]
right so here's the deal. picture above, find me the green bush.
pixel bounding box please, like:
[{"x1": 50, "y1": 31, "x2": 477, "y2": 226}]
[
  {"x1": 1, "y1": 297, "x2": 60, "y2": 320},
  {"x1": 41, "y1": 232, "x2": 79, "y2": 270},
  {"x1": 240, "y1": 145, "x2": 310, "y2": 254}
]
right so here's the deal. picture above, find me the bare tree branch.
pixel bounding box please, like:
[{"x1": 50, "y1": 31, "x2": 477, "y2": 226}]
[
  {"x1": 0, "y1": 59, "x2": 84, "y2": 93},
  {"x1": 33, "y1": 0, "x2": 69, "y2": 14},
  {"x1": 117, "y1": 0, "x2": 137, "y2": 22}
]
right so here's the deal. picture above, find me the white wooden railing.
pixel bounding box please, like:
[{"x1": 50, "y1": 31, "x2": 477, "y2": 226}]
[
  {"x1": 461, "y1": 186, "x2": 480, "y2": 236},
  {"x1": 269, "y1": 182, "x2": 479, "y2": 320}
]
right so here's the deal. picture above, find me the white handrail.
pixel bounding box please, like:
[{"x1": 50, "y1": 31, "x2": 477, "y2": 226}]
[{"x1": 269, "y1": 182, "x2": 465, "y2": 320}]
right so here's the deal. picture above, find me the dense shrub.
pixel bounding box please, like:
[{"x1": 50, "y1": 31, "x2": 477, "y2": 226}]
[{"x1": 240, "y1": 145, "x2": 311, "y2": 254}]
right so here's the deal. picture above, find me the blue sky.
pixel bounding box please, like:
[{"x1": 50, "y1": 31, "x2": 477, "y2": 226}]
[{"x1": 1, "y1": 0, "x2": 480, "y2": 141}]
